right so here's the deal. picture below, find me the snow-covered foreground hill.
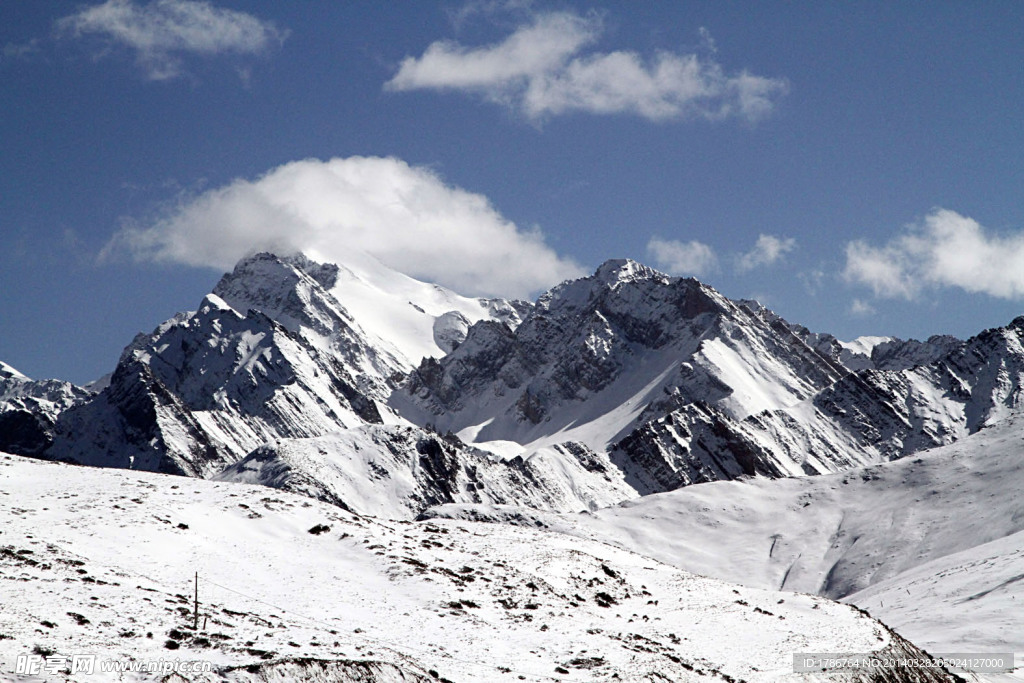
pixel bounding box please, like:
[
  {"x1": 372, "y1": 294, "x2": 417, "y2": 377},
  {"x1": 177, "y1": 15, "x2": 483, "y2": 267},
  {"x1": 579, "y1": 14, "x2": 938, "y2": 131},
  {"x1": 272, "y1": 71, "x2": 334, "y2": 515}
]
[
  {"x1": 0, "y1": 452, "x2": 957, "y2": 683},
  {"x1": 428, "y1": 413, "x2": 1024, "y2": 673}
]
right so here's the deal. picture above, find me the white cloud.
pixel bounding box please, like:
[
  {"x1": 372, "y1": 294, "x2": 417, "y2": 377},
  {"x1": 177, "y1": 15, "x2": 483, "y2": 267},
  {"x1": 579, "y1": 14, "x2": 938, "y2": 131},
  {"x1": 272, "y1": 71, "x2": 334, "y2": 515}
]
[
  {"x1": 736, "y1": 234, "x2": 796, "y2": 272},
  {"x1": 57, "y1": 0, "x2": 286, "y2": 80},
  {"x1": 843, "y1": 208, "x2": 1024, "y2": 300},
  {"x1": 386, "y1": 11, "x2": 788, "y2": 122},
  {"x1": 102, "y1": 156, "x2": 584, "y2": 299},
  {"x1": 646, "y1": 237, "x2": 718, "y2": 277},
  {"x1": 388, "y1": 12, "x2": 598, "y2": 95},
  {"x1": 798, "y1": 268, "x2": 825, "y2": 296},
  {"x1": 2, "y1": 40, "x2": 41, "y2": 62},
  {"x1": 849, "y1": 299, "x2": 876, "y2": 316}
]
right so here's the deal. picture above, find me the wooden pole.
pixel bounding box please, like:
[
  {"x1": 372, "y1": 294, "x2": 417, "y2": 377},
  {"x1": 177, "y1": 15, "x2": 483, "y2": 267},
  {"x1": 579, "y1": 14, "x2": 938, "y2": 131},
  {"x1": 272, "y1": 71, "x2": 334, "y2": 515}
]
[{"x1": 194, "y1": 572, "x2": 198, "y2": 631}]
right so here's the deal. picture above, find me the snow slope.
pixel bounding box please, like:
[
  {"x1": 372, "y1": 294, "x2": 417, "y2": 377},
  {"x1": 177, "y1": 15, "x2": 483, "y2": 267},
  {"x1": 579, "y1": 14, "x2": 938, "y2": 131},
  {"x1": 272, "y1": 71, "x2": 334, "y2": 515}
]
[
  {"x1": 0, "y1": 452, "x2": 954, "y2": 682},
  {"x1": 427, "y1": 412, "x2": 1024, "y2": 666},
  {"x1": 849, "y1": 530, "x2": 1024, "y2": 658},
  {"x1": 321, "y1": 248, "x2": 528, "y2": 367},
  {"x1": 215, "y1": 426, "x2": 636, "y2": 519}
]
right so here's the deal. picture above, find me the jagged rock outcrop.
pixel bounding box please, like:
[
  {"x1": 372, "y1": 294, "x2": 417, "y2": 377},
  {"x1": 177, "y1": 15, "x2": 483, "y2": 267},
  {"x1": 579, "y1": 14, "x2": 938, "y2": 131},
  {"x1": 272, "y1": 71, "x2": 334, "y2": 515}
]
[
  {"x1": 0, "y1": 361, "x2": 92, "y2": 456},
  {"x1": 400, "y1": 259, "x2": 849, "y2": 445},
  {"x1": 610, "y1": 401, "x2": 789, "y2": 493},
  {"x1": 612, "y1": 316, "x2": 1024, "y2": 489},
  {"x1": 45, "y1": 289, "x2": 382, "y2": 476}
]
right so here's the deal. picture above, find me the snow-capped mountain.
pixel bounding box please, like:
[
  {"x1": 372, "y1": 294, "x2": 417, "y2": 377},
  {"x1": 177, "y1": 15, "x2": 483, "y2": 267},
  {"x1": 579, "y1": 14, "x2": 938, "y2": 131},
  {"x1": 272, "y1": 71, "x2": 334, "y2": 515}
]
[
  {"x1": 38, "y1": 252, "x2": 528, "y2": 478},
  {"x1": 0, "y1": 362, "x2": 90, "y2": 417},
  {"x1": 0, "y1": 361, "x2": 92, "y2": 457},
  {"x1": 394, "y1": 259, "x2": 861, "y2": 493},
  {"x1": 0, "y1": 450, "x2": 959, "y2": 682},
  {"x1": 398, "y1": 259, "x2": 847, "y2": 444},
  {"x1": 398, "y1": 258, "x2": 1024, "y2": 494},
  {"x1": 15, "y1": 252, "x2": 1024, "y2": 522},
  {"x1": 212, "y1": 251, "x2": 529, "y2": 382}
]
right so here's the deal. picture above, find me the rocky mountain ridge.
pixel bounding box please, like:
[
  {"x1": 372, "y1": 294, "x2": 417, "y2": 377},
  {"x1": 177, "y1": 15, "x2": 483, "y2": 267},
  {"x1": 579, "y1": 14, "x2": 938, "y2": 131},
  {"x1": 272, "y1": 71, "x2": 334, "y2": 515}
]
[{"x1": 2, "y1": 252, "x2": 1023, "y2": 521}]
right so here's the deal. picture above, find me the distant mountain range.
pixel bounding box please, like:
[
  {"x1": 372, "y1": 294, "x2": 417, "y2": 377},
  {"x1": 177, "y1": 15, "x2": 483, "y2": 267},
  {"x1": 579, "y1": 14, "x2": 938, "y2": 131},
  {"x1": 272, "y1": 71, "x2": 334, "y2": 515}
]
[{"x1": 4, "y1": 251, "x2": 1021, "y2": 518}]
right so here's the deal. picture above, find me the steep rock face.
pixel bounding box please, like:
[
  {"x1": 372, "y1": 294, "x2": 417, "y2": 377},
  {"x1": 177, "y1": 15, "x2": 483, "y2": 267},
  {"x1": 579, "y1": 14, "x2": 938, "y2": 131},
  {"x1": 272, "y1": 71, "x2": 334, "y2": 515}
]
[
  {"x1": 742, "y1": 300, "x2": 962, "y2": 373},
  {"x1": 42, "y1": 255, "x2": 403, "y2": 475},
  {"x1": 47, "y1": 355, "x2": 227, "y2": 475},
  {"x1": 46, "y1": 292, "x2": 381, "y2": 476},
  {"x1": 610, "y1": 401, "x2": 789, "y2": 494},
  {"x1": 400, "y1": 259, "x2": 848, "y2": 453},
  {"x1": 614, "y1": 316, "x2": 1024, "y2": 493},
  {"x1": 210, "y1": 252, "x2": 399, "y2": 398},
  {"x1": 0, "y1": 410, "x2": 56, "y2": 456}
]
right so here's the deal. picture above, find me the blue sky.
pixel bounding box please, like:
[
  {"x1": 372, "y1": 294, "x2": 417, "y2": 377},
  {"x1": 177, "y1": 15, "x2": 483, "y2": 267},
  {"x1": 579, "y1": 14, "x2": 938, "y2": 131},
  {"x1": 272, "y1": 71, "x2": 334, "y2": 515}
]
[{"x1": 2, "y1": 1, "x2": 1024, "y2": 385}]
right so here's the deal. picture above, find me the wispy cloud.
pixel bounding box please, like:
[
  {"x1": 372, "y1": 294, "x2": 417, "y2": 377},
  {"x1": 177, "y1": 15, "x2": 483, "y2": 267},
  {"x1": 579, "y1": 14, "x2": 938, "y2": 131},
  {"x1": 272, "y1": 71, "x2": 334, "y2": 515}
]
[
  {"x1": 2, "y1": 40, "x2": 41, "y2": 62},
  {"x1": 445, "y1": 0, "x2": 536, "y2": 32},
  {"x1": 849, "y1": 298, "x2": 876, "y2": 316},
  {"x1": 798, "y1": 268, "x2": 826, "y2": 296},
  {"x1": 736, "y1": 234, "x2": 796, "y2": 272},
  {"x1": 102, "y1": 156, "x2": 584, "y2": 299},
  {"x1": 648, "y1": 232, "x2": 797, "y2": 279},
  {"x1": 386, "y1": 10, "x2": 788, "y2": 123},
  {"x1": 843, "y1": 208, "x2": 1024, "y2": 300},
  {"x1": 646, "y1": 237, "x2": 718, "y2": 277},
  {"x1": 57, "y1": 0, "x2": 287, "y2": 80}
]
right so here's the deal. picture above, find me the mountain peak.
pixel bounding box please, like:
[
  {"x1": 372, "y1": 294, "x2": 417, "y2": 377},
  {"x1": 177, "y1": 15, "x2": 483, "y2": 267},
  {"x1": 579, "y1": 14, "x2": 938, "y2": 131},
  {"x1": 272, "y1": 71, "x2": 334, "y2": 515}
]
[
  {"x1": 0, "y1": 360, "x2": 28, "y2": 381},
  {"x1": 220, "y1": 251, "x2": 340, "y2": 292},
  {"x1": 593, "y1": 258, "x2": 666, "y2": 286}
]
